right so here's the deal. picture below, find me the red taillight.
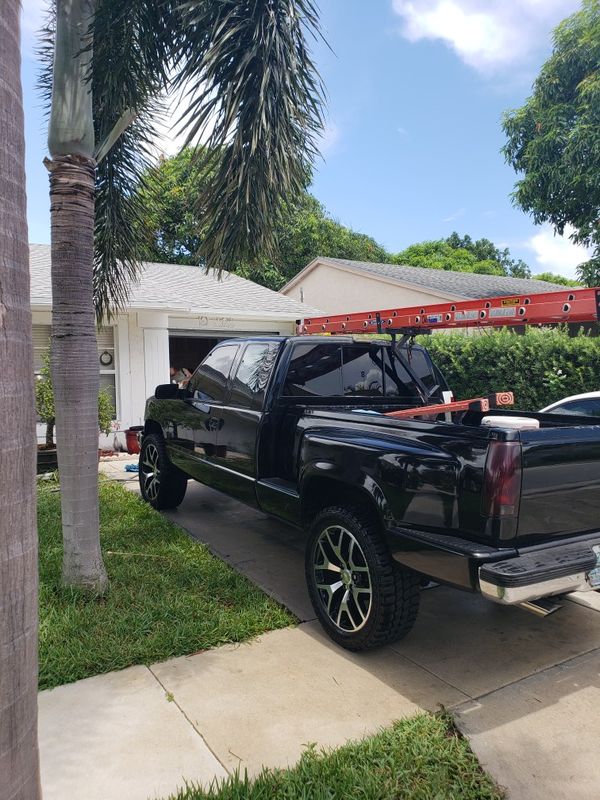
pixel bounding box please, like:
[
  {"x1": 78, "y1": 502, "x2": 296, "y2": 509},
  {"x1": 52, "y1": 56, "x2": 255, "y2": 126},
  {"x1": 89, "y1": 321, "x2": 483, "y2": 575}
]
[{"x1": 482, "y1": 441, "x2": 522, "y2": 517}]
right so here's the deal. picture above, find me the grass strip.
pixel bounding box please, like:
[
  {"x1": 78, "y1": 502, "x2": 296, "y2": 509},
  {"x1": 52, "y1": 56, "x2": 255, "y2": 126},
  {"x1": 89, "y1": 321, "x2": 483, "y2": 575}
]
[
  {"x1": 168, "y1": 713, "x2": 504, "y2": 800},
  {"x1": 38, "y1": 480, "x2": 293, "y2": 690}
]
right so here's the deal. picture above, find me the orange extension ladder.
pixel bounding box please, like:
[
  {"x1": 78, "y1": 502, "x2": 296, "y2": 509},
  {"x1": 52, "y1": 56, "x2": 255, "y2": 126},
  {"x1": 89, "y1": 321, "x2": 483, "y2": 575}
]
[
  {"x1": 296, "y1": 287, "x2": 600, "y2": 418},
  {"x1": 297, "y1": 287, "x2": 600, "y2": 336}
]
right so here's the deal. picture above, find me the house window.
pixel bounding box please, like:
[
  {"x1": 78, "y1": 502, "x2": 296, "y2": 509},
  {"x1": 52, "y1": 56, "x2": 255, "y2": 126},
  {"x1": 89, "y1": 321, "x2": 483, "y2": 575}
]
[
  {"x1": 32, "y1": 324, "x2": 118, "y2": 416},
  {"x1": 97, "y1": 327, "x2": 117, "y2": 412}
]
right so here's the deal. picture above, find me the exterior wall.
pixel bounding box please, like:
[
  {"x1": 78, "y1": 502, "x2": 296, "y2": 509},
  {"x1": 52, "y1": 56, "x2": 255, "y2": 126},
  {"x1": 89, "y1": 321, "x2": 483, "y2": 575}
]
[
  {"x1": 33, "y1": 309, "x2": 123, "y2": 446},
  {"x1": 115, "y1": 311, "x2": 170, "y2": 431},
  {"x1": 282, "y1": 263, "x2": 461, "y2": 315}
]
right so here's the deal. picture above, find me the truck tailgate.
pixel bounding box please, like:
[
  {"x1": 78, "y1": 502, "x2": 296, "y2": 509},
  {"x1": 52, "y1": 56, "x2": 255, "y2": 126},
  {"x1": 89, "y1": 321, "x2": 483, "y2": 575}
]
[{"x1": 518, "y1": 425, "x2": 600, "y2": 540}]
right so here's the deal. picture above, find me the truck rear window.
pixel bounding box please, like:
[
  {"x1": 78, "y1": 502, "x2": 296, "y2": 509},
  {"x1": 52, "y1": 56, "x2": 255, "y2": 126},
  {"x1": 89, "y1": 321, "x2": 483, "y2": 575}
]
[
  {"x1": 342, "y1": 345, "x2": 383, "y2": 396},
  {"x1": 283, "y1": 342, "x2": 423, "y2": 401},
  {"x1": 283, "y1": 344, "x2": 343, "y2": 396}
]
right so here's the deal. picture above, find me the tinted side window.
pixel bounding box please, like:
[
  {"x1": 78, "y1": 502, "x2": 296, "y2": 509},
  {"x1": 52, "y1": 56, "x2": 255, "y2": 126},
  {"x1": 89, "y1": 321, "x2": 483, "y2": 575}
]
[
  {"x1": 342, "y1": 345, "x2": 384, "y2": 396},
  {"x1": 283, "y1": 344, "x2": 343, "y2": 396},
  {"x1": 230, "y1": 342, "x2": 280, "y2": 409},
  {"x1": 551, "y1": 399, "x2": 600, "y2": 417},
  {"x1": 188, "y1": 344, "x2": 238, "y2": 402}
]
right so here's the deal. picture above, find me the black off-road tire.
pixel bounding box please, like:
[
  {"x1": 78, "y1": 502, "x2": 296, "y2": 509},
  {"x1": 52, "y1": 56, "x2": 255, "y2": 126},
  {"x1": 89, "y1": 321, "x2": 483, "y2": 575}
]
[
  {"x1": 305, "y1": 506, "x2": 420, "y2": 651},
  {"x1": 139, "y1": 433, "x2": 188, "y2": 510}
]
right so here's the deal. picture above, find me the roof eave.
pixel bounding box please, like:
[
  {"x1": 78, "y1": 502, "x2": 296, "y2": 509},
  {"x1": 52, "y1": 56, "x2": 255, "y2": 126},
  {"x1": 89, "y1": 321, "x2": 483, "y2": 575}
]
[{"x1": 31, "y1": 299, "x2": 312, "y2": 320}]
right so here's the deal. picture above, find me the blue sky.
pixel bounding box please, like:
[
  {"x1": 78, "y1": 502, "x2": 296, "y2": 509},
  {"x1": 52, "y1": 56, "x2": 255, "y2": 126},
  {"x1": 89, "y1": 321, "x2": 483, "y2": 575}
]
[{"x1": 20, "y1": 0, "x2": 591, "y2": 277}]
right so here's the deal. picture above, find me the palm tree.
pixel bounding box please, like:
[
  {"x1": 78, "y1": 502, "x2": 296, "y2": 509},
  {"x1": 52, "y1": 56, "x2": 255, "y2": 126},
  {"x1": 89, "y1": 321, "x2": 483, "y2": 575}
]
[
  {"x1": 44, "y1": 0, "x2": 324, "y2": 590},
  {"x1": 0, "y1": 3, "x2": 42, "y2": 797}
]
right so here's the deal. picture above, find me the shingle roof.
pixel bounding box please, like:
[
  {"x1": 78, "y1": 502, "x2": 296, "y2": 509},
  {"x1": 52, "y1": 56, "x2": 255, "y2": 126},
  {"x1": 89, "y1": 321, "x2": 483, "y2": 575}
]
[
  {"x1": 29, "y1": 243, "x2": 320, "y2": 317},
  {"x1": 307, "y1": 257, "x2": 569, "y2": 298}
]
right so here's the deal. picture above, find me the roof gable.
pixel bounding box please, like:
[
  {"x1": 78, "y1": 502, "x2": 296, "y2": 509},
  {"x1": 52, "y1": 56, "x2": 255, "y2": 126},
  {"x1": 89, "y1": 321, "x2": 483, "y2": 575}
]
[{"x1": 282, "y1": 256, "x2": 571, "y2": 299}]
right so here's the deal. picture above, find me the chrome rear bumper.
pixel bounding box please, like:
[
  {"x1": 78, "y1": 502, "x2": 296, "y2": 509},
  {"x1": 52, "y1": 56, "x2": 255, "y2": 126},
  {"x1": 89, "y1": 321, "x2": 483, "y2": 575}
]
[
  {"x1": 478, "y1": 538, "x2": 600, "y2": 605},
  {"x1": 479, "y1": 571, "x2": 594, "y2": 605}
]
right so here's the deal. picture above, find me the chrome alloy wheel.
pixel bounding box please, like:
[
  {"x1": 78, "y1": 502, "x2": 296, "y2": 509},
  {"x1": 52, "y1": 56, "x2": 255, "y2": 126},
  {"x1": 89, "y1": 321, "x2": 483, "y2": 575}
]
[
  {"x1": 141, "y1": 443, "x2": 161, "y2": 501},
  {"x1": 313, "y1": 525, "x2": 372, "y2": 632}
]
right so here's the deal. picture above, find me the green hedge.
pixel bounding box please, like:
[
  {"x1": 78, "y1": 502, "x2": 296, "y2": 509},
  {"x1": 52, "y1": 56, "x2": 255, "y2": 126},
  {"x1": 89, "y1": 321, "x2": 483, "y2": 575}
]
[{"x1": 421, "y1": 327, "x2": 600, "y2": 411}]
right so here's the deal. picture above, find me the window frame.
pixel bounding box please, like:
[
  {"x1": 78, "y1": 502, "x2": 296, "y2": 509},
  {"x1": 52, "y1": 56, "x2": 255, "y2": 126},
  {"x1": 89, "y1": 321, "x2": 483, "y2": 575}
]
[{"x1": 32, "y1": 322, "x2": 120, "y2": 421}]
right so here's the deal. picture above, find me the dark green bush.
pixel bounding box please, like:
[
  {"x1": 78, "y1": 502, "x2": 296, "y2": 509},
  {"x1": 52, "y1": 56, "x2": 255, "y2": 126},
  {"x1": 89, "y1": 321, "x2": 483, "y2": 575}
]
[{"x1": 422, "y1": 327, "x2": 600, "y2": 411}]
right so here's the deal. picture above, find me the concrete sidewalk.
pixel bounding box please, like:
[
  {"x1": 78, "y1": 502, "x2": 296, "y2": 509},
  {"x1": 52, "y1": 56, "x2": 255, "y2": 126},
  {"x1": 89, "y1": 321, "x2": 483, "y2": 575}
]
[
  {"x1": 42, "y1": 478, "x2": 600, "y2": 800},
  {"x1": 39, "y1": 590, "x2": 600, "y2": 800}
]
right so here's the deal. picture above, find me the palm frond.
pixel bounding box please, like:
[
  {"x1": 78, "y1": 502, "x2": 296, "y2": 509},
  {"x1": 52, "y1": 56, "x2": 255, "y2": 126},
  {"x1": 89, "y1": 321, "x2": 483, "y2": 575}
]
[
  {"x1": 175, "y1": 0, "x2": 325, "y2": 272},
  {"x1": 91, "y1": 0, "x2": 180, "y2": 320},
  {"x1": 35, "y1": 4, "x2": 55, "y2": 113},
  {"x1": 93, "y1": 106, "x2": 164, "y2": 321},
  {"x1": 38, "y1": 0, "x2": 325, "y2": 315}
]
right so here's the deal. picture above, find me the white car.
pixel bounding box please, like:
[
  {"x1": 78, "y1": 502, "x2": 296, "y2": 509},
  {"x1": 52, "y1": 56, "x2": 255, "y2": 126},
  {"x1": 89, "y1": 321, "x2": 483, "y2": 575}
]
[{"x1": 541, "y1": 391, "x2": 600, "y2": 417}]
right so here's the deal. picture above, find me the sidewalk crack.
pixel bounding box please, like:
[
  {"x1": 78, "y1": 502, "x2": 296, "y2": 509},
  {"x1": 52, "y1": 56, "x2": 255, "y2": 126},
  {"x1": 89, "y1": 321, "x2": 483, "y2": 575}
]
[
  {"x1": 449, "y1": 644, "x2": 600, "y2": 708},
  {"x1": 147, "y1": 665, "x2": 230, "y2": 775},
  {"x1": 393, "y1": 651, "x2": 474, "y2": 703}
]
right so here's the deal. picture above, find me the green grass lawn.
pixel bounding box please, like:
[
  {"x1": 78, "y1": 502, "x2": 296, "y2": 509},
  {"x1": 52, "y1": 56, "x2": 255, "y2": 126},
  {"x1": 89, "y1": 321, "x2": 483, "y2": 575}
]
[
  {"x1": 167, "y1": 713, "x2": 504, "y2": 800},
  {"x1": 38, "y1": 480, "x2": 294, "y2": 690}
]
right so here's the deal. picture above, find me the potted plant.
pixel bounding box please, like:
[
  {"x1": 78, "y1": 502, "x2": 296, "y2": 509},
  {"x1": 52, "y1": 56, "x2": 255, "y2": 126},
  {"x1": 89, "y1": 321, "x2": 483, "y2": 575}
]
[{"x1": 36, "y1": 350, "x2": 115, "y2": 473}]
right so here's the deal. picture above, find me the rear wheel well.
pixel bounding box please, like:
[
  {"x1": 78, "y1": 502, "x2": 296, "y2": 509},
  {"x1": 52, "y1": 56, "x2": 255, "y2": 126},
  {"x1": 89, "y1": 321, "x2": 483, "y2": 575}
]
[{"x1": 301, "y1": 477, "x2": 382, "y2": 528}]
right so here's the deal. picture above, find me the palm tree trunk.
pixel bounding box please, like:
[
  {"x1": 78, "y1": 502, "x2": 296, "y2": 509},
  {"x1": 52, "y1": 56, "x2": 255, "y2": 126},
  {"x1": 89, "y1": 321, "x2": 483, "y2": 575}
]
[
  {"x1": 0, "y1": 3, "x2": 42, "y2": 798},
  {"x1": 48, "y1": 0, "x2": 107, "y2": 591}
]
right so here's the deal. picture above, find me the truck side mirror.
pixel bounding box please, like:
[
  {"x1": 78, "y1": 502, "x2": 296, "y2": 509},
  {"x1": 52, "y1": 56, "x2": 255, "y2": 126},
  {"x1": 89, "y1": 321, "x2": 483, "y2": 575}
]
[{"x1": 155, "y1": 383, "x2": 179, "y2": 400}]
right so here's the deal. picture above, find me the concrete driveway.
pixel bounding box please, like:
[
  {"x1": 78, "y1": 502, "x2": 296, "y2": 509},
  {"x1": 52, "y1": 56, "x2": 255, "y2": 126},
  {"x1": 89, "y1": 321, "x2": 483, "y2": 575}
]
[{"x1": 163, "y1": 481, "x2": 600, "y2": 800}]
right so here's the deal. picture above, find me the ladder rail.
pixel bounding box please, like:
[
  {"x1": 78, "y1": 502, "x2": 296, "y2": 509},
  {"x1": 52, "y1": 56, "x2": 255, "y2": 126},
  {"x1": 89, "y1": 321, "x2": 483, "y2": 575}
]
[{"x1": 297, "y1": 287, "x2": 600, "y2": 335}]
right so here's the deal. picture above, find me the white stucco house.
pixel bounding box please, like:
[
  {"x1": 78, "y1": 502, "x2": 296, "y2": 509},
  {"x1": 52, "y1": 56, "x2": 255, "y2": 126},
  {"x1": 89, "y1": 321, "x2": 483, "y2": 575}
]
[
  {"x1": 30, "y1": 244, "x2": 319, "y2": 443},
  {"x1": 281, "y1": 257, "x2": 568, "y2": 315}
]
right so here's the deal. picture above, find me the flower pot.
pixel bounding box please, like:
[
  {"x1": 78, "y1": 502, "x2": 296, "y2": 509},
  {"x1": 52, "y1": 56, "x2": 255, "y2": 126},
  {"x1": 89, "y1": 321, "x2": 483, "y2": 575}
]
[{"x1": 125, "y1": 426, "x2": 144, "y2": 455}]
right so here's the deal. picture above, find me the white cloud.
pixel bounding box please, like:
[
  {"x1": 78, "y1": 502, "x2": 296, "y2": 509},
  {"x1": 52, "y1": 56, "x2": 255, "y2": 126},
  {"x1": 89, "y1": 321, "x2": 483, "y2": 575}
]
[
  {"x1": 155, "y1": 81, "x2": 221, "y2": 157},
  {"x1": 527, "y1": 225, "x2": 592, "y2": 278},
  {"x1": 392, "y1": 0, "x2": 581, "y2": 73},
  {"x1": 443, "y1": 207, "x2": 465, "y2": 223},
  {"x1": 319, "y1": 121, "x2": 341, "y2": 155},
  {"x1": 155, "y1": 87, "x2": 195, "y2": 158}
]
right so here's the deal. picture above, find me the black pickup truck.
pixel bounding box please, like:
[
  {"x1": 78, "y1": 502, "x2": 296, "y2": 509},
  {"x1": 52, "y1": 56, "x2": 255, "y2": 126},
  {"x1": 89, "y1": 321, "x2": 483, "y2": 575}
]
[{"x1": 140, "y1": 335, "x2": 600, "y2": 650}]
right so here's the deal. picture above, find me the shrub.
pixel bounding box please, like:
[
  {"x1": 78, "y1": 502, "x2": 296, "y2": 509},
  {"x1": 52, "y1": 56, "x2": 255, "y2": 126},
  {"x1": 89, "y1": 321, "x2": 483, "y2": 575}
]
[
  {"x1": 422, "y1": 327, "x2": 600, "y2": 410},
  {"x1": 36, "y1": 349, "x2": 115, "y2": 445}
]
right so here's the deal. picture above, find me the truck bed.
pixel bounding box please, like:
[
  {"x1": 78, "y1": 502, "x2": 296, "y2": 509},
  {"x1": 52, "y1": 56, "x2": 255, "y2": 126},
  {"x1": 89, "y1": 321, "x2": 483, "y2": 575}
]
[{"x1": 288, "y1": 404, "x2": 600, "y2": 545}]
